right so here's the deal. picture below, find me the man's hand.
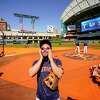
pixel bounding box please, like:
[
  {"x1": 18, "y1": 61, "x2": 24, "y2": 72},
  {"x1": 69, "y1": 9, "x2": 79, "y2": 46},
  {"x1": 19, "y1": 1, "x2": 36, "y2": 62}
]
[
  {"x1": 48, "y1": 49, "x2": 63, "y2": 78},
  {"x1": 29, "y1": 49, "x2": 43, "y2": 77},
  {"x1": 48, "y1": 49, "x2": 53, "y2": 60},
  {"x1": 39, "y1": 49, "x2": 43, "y2": 60}
]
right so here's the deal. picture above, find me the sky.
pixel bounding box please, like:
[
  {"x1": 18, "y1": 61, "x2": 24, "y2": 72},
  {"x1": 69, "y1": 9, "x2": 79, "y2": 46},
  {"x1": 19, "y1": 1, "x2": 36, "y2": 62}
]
[{"x1": 0, "y1": 0, "x2": 71, "y2": 32}]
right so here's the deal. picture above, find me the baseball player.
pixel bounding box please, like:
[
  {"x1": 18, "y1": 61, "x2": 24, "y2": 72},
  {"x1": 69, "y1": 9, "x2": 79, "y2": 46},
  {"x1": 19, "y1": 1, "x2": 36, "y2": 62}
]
[
  {"x1": 29, "y1": 40, "x2": 64, "y2": 100},
  {"x1": 83, "y1": 40, "x2": 89, "y2": 55},
  {"x1": 74, "y1": 38, "x2": 80, "y2": 56}
]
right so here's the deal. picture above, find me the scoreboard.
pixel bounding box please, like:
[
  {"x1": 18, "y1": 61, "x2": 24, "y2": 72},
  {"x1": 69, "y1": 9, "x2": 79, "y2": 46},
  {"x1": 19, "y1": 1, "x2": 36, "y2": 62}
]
[{"x1": 81, "y1": 17, "x2": 100, "y2": 32}]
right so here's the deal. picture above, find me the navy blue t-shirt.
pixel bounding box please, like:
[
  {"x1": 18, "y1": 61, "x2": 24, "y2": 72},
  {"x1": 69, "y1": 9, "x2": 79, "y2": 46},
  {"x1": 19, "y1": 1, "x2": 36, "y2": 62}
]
[{"x1": 32, "y1": 58, "x2": 62, "y2": 100}]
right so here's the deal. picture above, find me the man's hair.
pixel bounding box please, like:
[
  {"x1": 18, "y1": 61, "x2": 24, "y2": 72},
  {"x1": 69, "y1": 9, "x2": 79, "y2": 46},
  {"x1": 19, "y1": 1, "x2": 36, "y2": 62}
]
[{"x1": 40, "y1": 40, "x2": 52, "y2": 48}]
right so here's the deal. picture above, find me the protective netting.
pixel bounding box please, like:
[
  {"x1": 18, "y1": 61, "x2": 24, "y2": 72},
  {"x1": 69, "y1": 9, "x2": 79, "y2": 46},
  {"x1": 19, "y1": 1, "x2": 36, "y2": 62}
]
[{"x1": 0, "y1": 43, "x2": 4, "y2": 57}]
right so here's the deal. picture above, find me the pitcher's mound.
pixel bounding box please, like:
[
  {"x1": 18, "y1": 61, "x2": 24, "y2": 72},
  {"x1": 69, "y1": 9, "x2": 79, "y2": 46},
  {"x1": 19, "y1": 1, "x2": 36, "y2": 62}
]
[{"x1": 63, "y1": 53, "x2": 100, "y2": 60}]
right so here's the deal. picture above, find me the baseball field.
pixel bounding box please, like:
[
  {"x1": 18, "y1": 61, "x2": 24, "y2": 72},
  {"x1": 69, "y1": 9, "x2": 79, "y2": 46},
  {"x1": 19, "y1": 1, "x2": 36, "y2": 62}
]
[{"x1": 0, "y1": 43, "x2": 100, "y2": 100}]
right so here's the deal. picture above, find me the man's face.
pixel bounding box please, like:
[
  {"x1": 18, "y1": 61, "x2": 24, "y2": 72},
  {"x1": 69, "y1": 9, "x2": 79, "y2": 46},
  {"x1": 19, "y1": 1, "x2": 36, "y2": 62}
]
[{"x1": 41, "y1": 44, "x2": 51, "y2": 57}]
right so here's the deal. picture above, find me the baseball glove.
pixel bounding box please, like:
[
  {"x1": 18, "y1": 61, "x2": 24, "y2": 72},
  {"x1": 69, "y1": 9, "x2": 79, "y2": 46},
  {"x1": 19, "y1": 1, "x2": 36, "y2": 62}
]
[{"x1": 43, "y1": 72, "x2": 59, "y2": 90}]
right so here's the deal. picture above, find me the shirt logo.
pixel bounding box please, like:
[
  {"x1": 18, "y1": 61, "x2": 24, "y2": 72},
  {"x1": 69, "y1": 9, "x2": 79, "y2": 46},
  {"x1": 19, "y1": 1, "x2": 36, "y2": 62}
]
[{"x1": 41, "y1": 67, "x2": 51, "y2": 72}]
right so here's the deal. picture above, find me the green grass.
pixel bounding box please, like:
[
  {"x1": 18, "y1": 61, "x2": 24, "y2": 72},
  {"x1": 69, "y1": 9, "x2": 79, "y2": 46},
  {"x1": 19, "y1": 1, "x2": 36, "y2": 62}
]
[
  {"x1": 4, "y1": 42, "x2": 74, "y2": 48},
  {"x1": 2, "y1": 39, "x2": 100, "y2": 50},
  {"x1": 5, "y1": 43, "x2": 26, "y2": 48},
  {"x1": 95, "y1": 47, "x2": 100, "y2": 50},
  {"x1": 52, "y1": 42, "x2": 73, "y2": 47}
]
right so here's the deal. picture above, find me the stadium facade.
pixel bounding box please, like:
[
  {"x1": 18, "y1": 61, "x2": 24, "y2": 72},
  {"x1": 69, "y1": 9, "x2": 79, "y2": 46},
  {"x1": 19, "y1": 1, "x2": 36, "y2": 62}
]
[
  {"x1": 0, "y1": 18, "x2": 60, "y2": 44},
  {"x1": 60, "y1": 0, "x2": 100, "y2": 40},
  {"x1": 0, "y1": 31, "x2": 60, "y2": 44}
]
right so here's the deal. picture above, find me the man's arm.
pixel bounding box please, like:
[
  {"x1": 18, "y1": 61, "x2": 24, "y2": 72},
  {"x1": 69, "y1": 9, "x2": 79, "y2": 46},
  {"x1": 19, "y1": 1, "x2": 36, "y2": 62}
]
[
  {"x1": 48, "y1": 50, "x2": 64, "y2": 79},
  {"x1": 50, "y1": 59, "x2": 63, "y2": 79},
  {"x1": 29, "y1": 50, "x2": 43, "y2": 77}
]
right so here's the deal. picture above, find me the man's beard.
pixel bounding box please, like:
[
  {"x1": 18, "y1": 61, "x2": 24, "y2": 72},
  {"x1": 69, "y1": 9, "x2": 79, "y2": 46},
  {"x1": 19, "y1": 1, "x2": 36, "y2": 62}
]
[
  {"x1": 43, "y1": 56, "x2": 49, "y2": 61},
  {"x1": 40, "y1": 56, "x2": 49, "y2": 68}
]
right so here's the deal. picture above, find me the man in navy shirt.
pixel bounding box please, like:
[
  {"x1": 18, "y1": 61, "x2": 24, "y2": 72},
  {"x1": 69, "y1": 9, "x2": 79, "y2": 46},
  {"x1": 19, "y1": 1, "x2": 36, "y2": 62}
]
[{"x1": 29, "y1": 40, "x2": 63, "y2": 100}]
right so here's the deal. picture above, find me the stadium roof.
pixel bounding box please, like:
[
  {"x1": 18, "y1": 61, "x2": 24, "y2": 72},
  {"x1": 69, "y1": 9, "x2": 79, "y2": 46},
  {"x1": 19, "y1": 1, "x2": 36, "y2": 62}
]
[{"x1": 61, "y1": 0, "x2": 100, "y2": 24}]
